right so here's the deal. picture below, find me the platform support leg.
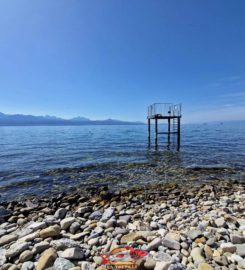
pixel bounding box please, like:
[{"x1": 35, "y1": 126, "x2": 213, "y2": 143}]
[
  {"x1": 155, "y1": 118, "x2": 158, "y2": 146},
  {"x1": 177, "y1": 117, "x2": 181, "y2": 150},
  {"x1": 168, "y1": 118, "x2": 171, "y2": 145},
  {"x1": 148, "y1": 118, "x2": 151, "y2": 144}
]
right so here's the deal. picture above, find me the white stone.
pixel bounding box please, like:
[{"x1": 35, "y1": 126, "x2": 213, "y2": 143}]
[
  {"x1": 76, "y1": 206, "x2": 92, "y2": 215},
  {"x1": 153, "y1": 251, "x2": 171, "y2": 262},
  {"x1": 101, "y1": 207, "x2": 114, "y2": 221},
  {"x1": 157, "y1": 229, "x2": 166, "y2": 237},
  {"x1": 187, "y1": 230, "x2": 203, "y2": 240},
  {"x1": 21, "y1": 261, "x2": 34, "y2": 270},
  {"x1": 60, "y1": 217, "x2": 75, "y2": 230},
  {"x1": 150, "y1": 222, "x2": 159, "y2": 230},
  {"x1": 88, "y1": 237, "x2": 99, "y2": 246},
  {"x1": 165, "y1": 232, "x2": 180, "y2": 242},
  {"x1": 154, "y1": 261, "x2": 171, "y2": 270},
  {"x1": 54, "y1": 208, "x2": 67, "y2": 219},
  {"x1": 53, "y1": 257, "x2": 75, "y2": 270},
  {"x1": 215, "y1": 217, "x2": 225, "y2": 227},
  {"x1": 93, "y1": 255, "x2": 102, "y2": 265},
  {"x1": 125, "y1": 209, "x2": 136, "y2": 215},
  {"x1": 81, "y1": 261, "x2": 95, "y2": 270},
  {"x1": 19, "y1": 231, "x2": 39, "y2": 242},
  {"x1": 146, "y1": 237, "x2": 162, "y2": 251},
  {"x1": 127, "y1": 223, "x2": 137, "y2": 230},
  {"x1": 238, "y1": 219, "x2": 245, "y2": 226},
  {"x1": 89, "y1": 210, "x2": 102, "y2": 220},
  {"x1": 230, "y1": 254, "x2": 243, "y2": 264},
  {"x1": 61, "y1": 247, "x2": 84, "y2": 260},
  {"x1": 162, "y1": 214, "x2": 173, "y2": 224},
  {"x1": 33, "y1": 241, "x2": 50, "y2": 254},
  {"x1": 162, "y1": 237, "x2": 180, "y2": 250},
  {"x1": 89, "y1": 226, "x2": 103, "y2": 239},
  {"x1": 0, "y1": 229, "x2": 7, "y2": 237},
  {"x1": 14, "y1": 228, "x2": 33, "y2": 238},
  {"x1": 238, "y1": 259, "x2": 245, "y2": 269},
  {"x1": 160, "y1": 203, "x2": 167, "y2": 209},
  {"x1": 191, "y1": 247, "x2": 205, "y2": 265},
  {"x1": 27, "y1": 222, "x2": 46, "y2": 231},
  {"x1": 0, "y1": 248, "x2": 6, "y2": 266},
  {"x1": 51, "y1": 239, "x2": 80, "y2": 250},
  {"x1": 6, "y1": 241, "x2": 31, "y2": 258},
  {"x1": 236, "y1": 244, "x2": 245, "y2": 257}
]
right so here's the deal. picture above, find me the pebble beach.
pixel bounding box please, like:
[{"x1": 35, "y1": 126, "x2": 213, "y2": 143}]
[
  {"x1": 1, "y1": 1, "x2": 245, "y2": 269},
  {"x1": 0, "y1": 179, "x2": 245, "y2": 270}
]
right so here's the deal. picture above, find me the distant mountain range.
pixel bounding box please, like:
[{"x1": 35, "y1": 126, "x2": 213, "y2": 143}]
[{"x1": 0, "y1": 112, "x2": 144, "y2": 126}]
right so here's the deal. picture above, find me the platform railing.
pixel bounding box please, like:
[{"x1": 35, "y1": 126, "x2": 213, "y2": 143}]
[{"x1": 148, "y1": 103, "x2": 181, "y2": 118}]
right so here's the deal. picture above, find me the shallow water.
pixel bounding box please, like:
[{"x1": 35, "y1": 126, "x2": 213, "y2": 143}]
[{"x1": 0, "y1": 122, "x2": 244, "y2": 201}]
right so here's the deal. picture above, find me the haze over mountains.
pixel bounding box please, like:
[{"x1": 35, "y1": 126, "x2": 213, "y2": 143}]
[{"x1": 0, "y1": 112, "x2": 144, "y2": 126}]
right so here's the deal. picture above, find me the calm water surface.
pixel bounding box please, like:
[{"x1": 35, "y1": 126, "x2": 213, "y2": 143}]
[{"x1": 0, "y1": 123, "x2": 244, "y2": 201}]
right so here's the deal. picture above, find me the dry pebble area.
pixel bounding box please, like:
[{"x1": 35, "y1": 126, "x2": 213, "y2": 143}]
[{"x1": 0, "y1": 181, "x2": 244, "y2": 270}]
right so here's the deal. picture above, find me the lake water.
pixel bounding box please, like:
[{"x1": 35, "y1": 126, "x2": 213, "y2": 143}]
[{"x1": 0, "y1": 122, "x2": 244, "y2": 201}]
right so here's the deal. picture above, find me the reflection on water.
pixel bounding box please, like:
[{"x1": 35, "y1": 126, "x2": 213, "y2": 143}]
[{"x1": 0, "y1": 122, "x2": 244, "y2": 201}]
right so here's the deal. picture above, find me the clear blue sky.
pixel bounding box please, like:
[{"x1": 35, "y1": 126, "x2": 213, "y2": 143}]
[{"x1": 0, "y1": 0, "x2": 245, "y2": 123}]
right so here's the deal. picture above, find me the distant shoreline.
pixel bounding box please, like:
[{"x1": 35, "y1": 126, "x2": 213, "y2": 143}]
[
  {"x1": 0, "y1": 120, "x2": 245, "y2": 126},
  {"x1": 0, "y1": 123, "x2": 145, "y2": 127},
  {"x1": 0, "y1": 112, "x2": 145, "y2": 126}
]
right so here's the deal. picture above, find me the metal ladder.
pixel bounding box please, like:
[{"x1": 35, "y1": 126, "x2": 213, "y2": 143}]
[{"x1": 173, "y1": 118, "x2": 178, "y2": 134}]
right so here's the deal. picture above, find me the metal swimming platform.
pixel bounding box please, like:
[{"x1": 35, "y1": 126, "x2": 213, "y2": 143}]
[{"x1": 147, "y1": 103, "x2": 182, "y2": 148}]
